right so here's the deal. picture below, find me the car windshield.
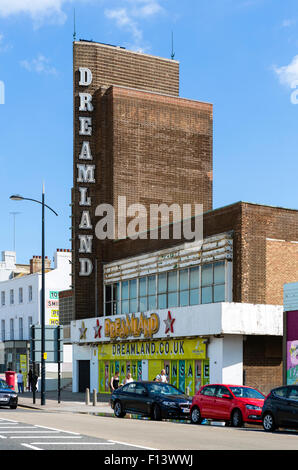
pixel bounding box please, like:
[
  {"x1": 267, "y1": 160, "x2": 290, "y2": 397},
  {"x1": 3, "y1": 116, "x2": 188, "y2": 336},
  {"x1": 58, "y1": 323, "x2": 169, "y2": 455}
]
[
  {"x1": 0, "y1": 379, "x2": 9, "y2": 390},
  {"x1": 147, "y1": 383, "x2": 184, "y2": 396},
  {"x1": 229, "y1": 386, "x2": 264, "y2": 399}
]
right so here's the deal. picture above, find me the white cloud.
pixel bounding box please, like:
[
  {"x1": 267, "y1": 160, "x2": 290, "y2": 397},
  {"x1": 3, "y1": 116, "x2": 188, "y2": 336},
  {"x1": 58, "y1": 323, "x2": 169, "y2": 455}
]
[
  {"x1": 105, "y1": 0, "x2": 164, "y2": 51},
  {"x1": 20, "y1": 54, "x2": 58, "y2": 75},
  {"x1": 273, "y1": 55, "x2": 298, "y2": 88},
  {"x1": 0, "y1": 0, "x2": 76, "y2": 24},
  {"x1": 0, "y1": 33, "x2": 12, "y2": 53}
]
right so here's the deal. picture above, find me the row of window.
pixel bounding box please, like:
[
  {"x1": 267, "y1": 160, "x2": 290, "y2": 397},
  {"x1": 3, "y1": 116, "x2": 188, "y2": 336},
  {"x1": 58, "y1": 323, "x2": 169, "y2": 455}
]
[
  {"x1": 105, "y1": 262, "x2": 226, "y2": 316},
  {"x1": 1, "y1": 286, "x2": 33, "y2": 307},
  {"x1": 0, "y1": 316, "x2": 33, "y2": 342}
]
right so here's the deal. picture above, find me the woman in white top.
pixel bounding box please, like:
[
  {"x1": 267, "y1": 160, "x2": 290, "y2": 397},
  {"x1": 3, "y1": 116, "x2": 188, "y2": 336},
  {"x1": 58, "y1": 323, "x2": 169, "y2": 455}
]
[{"x1": 123, "y1": 373, "x2": 134, "y2": 385}]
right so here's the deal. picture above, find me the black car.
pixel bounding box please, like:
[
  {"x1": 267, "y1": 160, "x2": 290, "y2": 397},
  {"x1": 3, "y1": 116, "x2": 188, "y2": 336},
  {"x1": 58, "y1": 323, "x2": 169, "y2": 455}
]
[
  {"x1": 0, "y1": 379, "x2": 18, "y2": 409},
  {"x1": 110, "y1": 381, "x2": 192, "y2": 420},
  {"x1": 262, "y1": 385, "x2": 298, "y2": 432}
]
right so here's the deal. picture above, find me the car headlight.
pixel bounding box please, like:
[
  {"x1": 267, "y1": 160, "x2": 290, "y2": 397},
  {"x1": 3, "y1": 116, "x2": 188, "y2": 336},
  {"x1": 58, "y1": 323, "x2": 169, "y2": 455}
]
[
  {"x1": 162, "y1": 401, "x2": 177, "y2": 408},
  {"x1": 245, "y1": 405, "x2": 262, "y2": 411}
]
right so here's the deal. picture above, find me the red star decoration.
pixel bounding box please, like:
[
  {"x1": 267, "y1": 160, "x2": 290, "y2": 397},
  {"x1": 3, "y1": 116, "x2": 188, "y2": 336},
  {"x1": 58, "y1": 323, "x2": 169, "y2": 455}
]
[
  {"x1": 164, "y1": 311, "x2": 175, "y2": 334},
  {"x1": 94, "y1": 319, "x2": 102, "y2": 339}
]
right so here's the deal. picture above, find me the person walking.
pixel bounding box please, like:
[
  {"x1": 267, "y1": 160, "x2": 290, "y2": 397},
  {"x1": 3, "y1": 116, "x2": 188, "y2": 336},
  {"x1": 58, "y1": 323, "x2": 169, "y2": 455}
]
[
  {"x1": 32, "y1": 371, "x2": 38, "y2": 392},
  {"x1": 28, "y1": 369, "x2": 33, "y2": 391},
  {"x1": 17, "y1": 370, "x2": 24, "y2": 394},
  {"x1": 110, "y1": 371, "x2": 120, "y2": 392},
  {"x1": 155, "y1": 369, "x2": 168, "y2": 383},
  {"x1": 123, "y1": 372, "x2": 133, "y2": 385}
]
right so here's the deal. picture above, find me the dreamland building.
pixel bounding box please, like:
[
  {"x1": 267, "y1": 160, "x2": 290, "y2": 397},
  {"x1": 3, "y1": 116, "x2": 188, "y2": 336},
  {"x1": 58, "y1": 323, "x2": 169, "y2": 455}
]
[{"x1": 69, "y1": 40, "x2": 298, "y2": 395}]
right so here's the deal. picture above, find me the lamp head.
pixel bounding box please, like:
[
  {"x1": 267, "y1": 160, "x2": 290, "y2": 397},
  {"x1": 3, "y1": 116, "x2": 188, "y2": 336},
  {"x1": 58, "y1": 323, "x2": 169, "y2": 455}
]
[{"x1": 10, "y1": 195, "x2": 24, "y2": 201}]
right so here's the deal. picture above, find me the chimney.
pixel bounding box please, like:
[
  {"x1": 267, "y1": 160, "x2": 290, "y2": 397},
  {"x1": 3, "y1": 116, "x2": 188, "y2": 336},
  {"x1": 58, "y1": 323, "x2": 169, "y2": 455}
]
[{"x1": 30, "y1": 256, "x2": 51, "y2": 274}]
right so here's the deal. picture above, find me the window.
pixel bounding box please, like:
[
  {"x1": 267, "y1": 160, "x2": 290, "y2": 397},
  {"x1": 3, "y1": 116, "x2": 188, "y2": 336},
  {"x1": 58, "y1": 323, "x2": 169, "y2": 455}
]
[
  {"x1": 28, "y1": 285, "x2": 33, "y2": 302},
  {"x1": 124, "y1": 383, "x2": 137, "y2": 393},
  {"x1": 273, "y1": 387, "x2": 289, "y2": 398},
  {"x1": 147, "y1": 275, "x2": 156, "y2": 310},
  {"x1": 19, "y1": 318, "x2": 23, "y2": 340},
  {"x1": 190, "y1": 267, "x2": 200, "y2": 306},
  {"x1": 28, "y1": 316, "x2": 33, "y2": 338},
  {"x1": 288, "y1": 387, "x2": 298, "y2": 401},
  {"x1": 1, "y1": 291, "x2": 5, "y2": 306},
  {"x1": 105, "y1": 283, "x2": 119, "y2": 316},
  {"x1": 104, "y1": 262, "x2": 227, "y2": 315},
  {"x1": 10, "y1": 319, "x2": 14, "y2": 340},
  {"x1": 19, "y1": 287, "x2": 23, "y2": 304},
  {"x1": 10, "y1": 289, "x2": 14, "y2": 305},
  {"x1": 139, "y1": 277, "x2": 147, "y2": 311},
  {"x1": 168, "y1": 271, "x2": 178, "y2": 308},
  {"x1": 129, "y1": 279, "x2": 137, "y2": 313},
  {"x1": 135, "y1": 383, "x2": 147, "y2": 395},
  {"x1": 158, "y1": 273, "x2": 167, "y2": 309},
  {"x1": 201, "y1": 262, "x2": 225, "y2": 304},
  {"x1": 200, "y1": 385, "x2": 217, "y2": 396},
  {"x1": 179, "y1": 269, "x2": 189, "y2": 306},
  {"x1": 121, "y1": 281, "x2": 129, "y2": 314},
  {"x1": 216, "y1": 386, "x2": 232, "y2": 398},
  {"x1": 1, "y1": 320, "x2": 5, "y2": 341}
]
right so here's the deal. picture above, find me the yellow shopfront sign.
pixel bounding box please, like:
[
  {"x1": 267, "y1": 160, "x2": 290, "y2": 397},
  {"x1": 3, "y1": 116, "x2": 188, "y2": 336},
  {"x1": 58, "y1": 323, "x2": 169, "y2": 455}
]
[{"x1": 98, "y1": 337, "x2": 206, "y2": 361}]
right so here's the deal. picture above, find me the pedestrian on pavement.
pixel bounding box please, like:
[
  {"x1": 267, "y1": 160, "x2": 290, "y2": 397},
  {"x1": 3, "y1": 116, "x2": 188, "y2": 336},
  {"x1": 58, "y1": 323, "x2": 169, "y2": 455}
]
[
  {"x1": 28, "y1": 369, "x2": 33, "y2": 391},
  {"x1": 110, "y1": 371, "x2": 120, "y2": 392},
  {"x1": 32, "y1": 371, "x2": 38, "y2": 392},
  {"x1": 155, "y1": 369, "x2": 168, "y2": 383},
  {"x1": 17, "y1": 370, "x2": 24, "y2": 394},
  {"x1": 123, "y1": 373, "x2": 133, "y2": 385}
]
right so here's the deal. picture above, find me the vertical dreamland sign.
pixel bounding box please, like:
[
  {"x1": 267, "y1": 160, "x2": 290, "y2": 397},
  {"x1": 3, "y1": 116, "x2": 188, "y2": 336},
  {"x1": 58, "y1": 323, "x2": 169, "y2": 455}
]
[{"x1": 284, "y1": 283, "x2": 298, "y2": 385}]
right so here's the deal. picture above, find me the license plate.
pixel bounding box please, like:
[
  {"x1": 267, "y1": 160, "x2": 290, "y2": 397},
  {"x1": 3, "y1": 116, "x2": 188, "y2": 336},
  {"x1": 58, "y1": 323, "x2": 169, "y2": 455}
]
[{"x1": 182, "y1": 408, "x2": 189, "y2": 413}]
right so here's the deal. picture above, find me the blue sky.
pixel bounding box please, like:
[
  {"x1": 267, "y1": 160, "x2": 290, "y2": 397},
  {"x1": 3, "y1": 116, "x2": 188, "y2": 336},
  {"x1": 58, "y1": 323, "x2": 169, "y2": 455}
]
[{"x1": 0, "y1": 0, "x2": 297, "y2": 264}]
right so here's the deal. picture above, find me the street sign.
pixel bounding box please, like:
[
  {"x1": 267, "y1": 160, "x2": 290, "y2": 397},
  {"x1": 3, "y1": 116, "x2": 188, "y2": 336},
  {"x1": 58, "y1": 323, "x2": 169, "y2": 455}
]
[{"x1": 30, "y1": 325, "x2": 63, "y2": 364}]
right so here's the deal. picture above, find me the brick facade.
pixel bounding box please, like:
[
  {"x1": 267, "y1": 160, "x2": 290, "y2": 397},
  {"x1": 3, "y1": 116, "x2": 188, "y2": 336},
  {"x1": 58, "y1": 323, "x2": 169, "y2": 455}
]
[
  {"x1": 243, "y1": 336, "x2": 283, "y2": 395},
  {"x1": 73, "y1": 41, "x2": 213, "y2": 320}
]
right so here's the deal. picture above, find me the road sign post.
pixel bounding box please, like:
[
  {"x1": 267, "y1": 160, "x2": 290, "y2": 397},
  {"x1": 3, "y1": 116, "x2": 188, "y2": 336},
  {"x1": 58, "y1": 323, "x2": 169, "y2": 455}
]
[{"x1": 30, "y1": 325, "x2": 64, "y2": 404}]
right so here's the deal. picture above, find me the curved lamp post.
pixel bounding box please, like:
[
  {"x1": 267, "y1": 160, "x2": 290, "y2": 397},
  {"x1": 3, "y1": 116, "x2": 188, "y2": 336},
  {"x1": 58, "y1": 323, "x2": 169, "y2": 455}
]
[{"x1": 10, "y1": 187, "x2": 58, "y2": 406}]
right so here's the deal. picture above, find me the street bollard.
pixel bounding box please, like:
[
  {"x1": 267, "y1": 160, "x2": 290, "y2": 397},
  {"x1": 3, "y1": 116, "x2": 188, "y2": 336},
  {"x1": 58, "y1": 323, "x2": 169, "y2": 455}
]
[
  {"x1": 85, "y1": 388, "x2": 90, "y2": 405},
  {"x1": 93, "y1": 389, "x2": 97, "y2": 406}
]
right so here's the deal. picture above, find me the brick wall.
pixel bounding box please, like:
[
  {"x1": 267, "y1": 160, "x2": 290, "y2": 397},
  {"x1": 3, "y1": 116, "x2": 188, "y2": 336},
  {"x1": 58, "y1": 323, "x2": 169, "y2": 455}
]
[
  {"x1": 104, "y1": 202, "x2": 298, "y2": 307},
  {"x1": 265, "y1": 240, "x2": 298, "y2": 305},
  {"x1": 73, "y1": 41, "x2": 180, "y2": 96},
  {"x1": 109, "y1": 86, "x2": 213, "y2": 232},
  {"x1": 243, "y1": 336, "x2": 283, "y2": 395}
]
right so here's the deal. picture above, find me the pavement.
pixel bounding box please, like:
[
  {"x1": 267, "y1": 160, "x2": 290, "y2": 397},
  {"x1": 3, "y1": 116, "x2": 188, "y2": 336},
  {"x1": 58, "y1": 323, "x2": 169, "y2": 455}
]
[{"x1": 16, "y1": 389, "x2": 114, "y2": 415}]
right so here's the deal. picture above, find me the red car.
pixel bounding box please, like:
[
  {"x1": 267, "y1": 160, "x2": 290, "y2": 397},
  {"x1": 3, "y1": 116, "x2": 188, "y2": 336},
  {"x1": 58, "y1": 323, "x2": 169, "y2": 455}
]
[{"x1": 190, "y1": 384, "x2": 265, "y2": 427}]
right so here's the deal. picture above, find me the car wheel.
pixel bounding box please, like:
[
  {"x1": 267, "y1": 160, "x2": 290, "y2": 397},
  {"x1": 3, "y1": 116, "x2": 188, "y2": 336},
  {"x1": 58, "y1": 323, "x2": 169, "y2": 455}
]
[
  {"x1": 190, "y1": 407, "x2": 202, "y2": 425},
  {"x1": 231, "y1": 409, "x2": 243, "y2": 427},
  {"x1": 114, "y1": 400, "x2": 125, "y2": 418},
  {"x1": 152, "y1": 404, "x2": 162, "y2": 421},
  {"x1": 263, "y1": 413, "x2": 276, "y2": 432},
  {"x1": 9, "y1": 405, "x2": 17, "y2": 409}
]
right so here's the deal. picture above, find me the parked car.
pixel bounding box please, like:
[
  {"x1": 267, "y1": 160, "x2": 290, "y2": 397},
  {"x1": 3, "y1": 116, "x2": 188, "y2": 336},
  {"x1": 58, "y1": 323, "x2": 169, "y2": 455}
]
[
  {"x1": 110, "y1": 381, "x2": 192, "y2": 420},
  {"x1": 0, "y1": 379, "x2": 18, "y2": 409},
  {"x1": 190, "y1": 384, "x2": 265, "y2": 427},
  {"x1": 262, "y1": 385, "x2": 298, "y2": 432}
]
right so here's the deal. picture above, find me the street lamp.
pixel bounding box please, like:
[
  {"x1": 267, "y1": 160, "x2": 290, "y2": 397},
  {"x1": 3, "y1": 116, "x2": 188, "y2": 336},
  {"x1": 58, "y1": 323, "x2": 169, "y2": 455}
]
[{"x1": 10, "y1": 186, "x2": 58, "y2": 406}]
